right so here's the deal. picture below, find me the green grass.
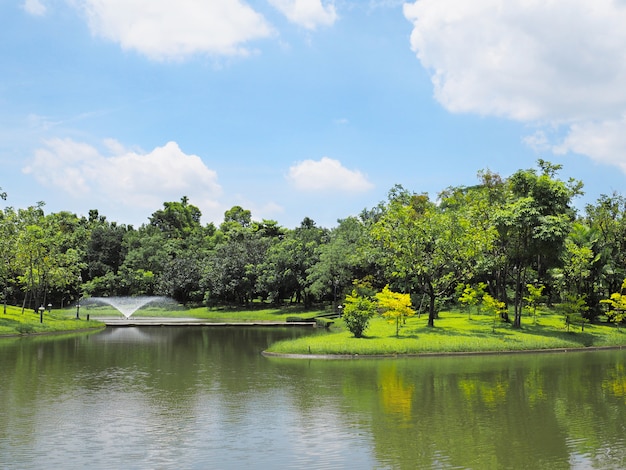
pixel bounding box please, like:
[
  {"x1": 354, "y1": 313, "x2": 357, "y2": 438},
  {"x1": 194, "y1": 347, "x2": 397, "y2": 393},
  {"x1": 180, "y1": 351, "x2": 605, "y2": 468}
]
[
  {"x1": 265, "y1": 310, "x2": 626, "y2": 356},
  {"x1": 0, "y1": 305, "x2": 105, "y2": 337}
]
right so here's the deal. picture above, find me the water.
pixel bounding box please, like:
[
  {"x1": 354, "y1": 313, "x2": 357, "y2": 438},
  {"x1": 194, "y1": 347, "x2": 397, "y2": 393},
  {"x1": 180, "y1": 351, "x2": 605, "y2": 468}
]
[{"x1": 1, "y1": 327, "x2": 626, "y2": 469}]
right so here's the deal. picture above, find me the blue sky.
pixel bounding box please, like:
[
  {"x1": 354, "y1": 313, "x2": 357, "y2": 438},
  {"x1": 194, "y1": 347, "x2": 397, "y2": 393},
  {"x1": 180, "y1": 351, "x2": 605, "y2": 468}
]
[{"x1": 2, "y1": 0, "x2": 626, "y2": 229}]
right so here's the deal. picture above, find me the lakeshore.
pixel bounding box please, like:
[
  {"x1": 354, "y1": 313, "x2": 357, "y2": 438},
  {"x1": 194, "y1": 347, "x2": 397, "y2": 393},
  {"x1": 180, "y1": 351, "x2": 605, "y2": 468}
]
[{"x1": 4, "y1": 304, "x2": 626, "y2": 358}]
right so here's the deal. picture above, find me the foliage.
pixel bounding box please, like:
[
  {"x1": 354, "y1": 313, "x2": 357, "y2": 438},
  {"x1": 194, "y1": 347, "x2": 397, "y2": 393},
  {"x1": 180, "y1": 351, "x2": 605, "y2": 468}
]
[
  {"x1": 373, "y1": 187, "x2": 490, "y2": 327},
  {"x1": 342, "y1": 289, "x2": 378, "y2": 338},
  {"x1": 556, "y1": 294, "x2": 590, "y2": 332},
  {"x1": 523, "y1": 284, "x2": 546, "y2": 324},
  {"x1": 375, "y1": 285, "x2": 415, "y2": 337},
  {"x1": 457, "y1": 282, "x2": 487, "y2": 318},
  {"x1": 600, "y1": 279, "x2": 626, "y2": 327},
  {"x1": 5, "y1": 160, "x2": 626, "y2": 330},
  {"x1": 482, "y1": 294, "x2": 507, "y2": 332}
]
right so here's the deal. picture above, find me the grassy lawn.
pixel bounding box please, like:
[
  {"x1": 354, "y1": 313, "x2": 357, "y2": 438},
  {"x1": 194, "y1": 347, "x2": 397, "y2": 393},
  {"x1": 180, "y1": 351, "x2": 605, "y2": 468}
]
[
  {"x1": 265, "y1": 309, "x2": 626, "y2": 356},
  {"x1": 0, "y1": 304, "x2": 105, "y2": 337}
]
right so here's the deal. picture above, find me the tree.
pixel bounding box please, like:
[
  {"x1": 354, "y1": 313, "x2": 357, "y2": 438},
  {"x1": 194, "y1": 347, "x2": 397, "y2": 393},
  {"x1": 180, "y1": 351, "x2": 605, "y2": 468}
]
[
  {"x1": 256, "y1": 218, "x2": 328, "y2": 307},
  {"x1": 376, "y1": 285, "x2": 415, "y2": 337},
  {"x1": 0, "y1": 207, "x2": 19, "y2": 313},
  {"x1": 307, "y1": 216, "x2": 378, "y2": 306},
  {"x1": 551, "y1": 222, "x2": 598, "y2": 320},
  {"x1": 373, "y1": 187, "x2": 489, "y2": 327},
  {"x1": 149, "y1": 197, "x2": 202, "y2": 239},
  {"x1": 584, "y1": 193, "x2": 626, "y2": 305},
  {"x1": 482, "y1": 294, "x2": 507, "y2": 332},
  {"x1": 342, "y1": 289, "x2": 377, "y2": 338},
  {"x1": 524, "y1": 284, "x2": 546, "y2": 325},
  {"x1": 220, "y1": 205, "x2": 252, "y2": 236},
  {"x1": 494, "y1": 161, "x2": 581, "y2": 328},
  {"x1": 202, "y1": 231, "x2": 270, "y2": 305},
  {"x1": 600, "y1": 279, "x2": 626, "y2": 328},
  {"x1": 557, "y1": 294, "x2": 589, "y2": 332},
  {"x1": 158, "y1": 256, "x2": 202, "y2": 305},
  {"x1": 458, "y1": 282, "x2": 487, "y2": 319},
  {"x1": 86, "y1": 223, "x2": 128, "y2": 279}
]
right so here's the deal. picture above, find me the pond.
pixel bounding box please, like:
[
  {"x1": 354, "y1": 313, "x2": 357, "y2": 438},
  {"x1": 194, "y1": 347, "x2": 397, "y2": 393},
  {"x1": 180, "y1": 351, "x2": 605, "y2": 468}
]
[{"x1": 1, "y1": 326, "x2": 625, "y2": 469}]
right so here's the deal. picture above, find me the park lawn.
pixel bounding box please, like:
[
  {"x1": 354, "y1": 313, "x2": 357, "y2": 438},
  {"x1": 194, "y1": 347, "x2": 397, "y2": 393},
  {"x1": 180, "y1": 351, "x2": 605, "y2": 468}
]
[
  {"x1": 0, "y1": 304, "x2": 105, "y2": 337},
  {"x1": 265, "y1": 309, "x2": 626, "y2": 356}
]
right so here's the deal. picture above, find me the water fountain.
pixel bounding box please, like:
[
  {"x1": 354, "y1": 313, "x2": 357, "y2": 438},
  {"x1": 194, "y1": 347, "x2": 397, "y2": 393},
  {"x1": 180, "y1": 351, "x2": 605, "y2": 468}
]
[{"x1": 83, "y1": 296, "x2": 174, "y2": 319}]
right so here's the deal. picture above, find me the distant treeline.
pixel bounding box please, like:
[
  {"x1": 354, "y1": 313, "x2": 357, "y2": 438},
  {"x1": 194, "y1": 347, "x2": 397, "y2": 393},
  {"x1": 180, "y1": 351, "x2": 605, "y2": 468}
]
[{"x1": 2, "y1": 160, "x2": 626, "y2": 328}]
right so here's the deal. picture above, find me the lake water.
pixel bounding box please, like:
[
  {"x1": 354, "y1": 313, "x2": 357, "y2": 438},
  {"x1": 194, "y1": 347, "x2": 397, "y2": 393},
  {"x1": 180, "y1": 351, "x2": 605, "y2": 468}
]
[{"x1": 1, "y1": 326, "x2": 625, "y2": 469}]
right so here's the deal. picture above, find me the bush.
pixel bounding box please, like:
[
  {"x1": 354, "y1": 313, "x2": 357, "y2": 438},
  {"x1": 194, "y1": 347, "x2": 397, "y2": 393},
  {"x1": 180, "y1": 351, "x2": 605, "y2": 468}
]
[{"x1": 342, "y1": 291, "x2": 377, "y2": 338}]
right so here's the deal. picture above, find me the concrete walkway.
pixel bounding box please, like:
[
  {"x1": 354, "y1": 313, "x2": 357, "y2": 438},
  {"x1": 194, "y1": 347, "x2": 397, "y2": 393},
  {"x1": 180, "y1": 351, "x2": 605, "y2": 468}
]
[{"x1": 92, "y1": 317, "x2": 316, "y2": 327}]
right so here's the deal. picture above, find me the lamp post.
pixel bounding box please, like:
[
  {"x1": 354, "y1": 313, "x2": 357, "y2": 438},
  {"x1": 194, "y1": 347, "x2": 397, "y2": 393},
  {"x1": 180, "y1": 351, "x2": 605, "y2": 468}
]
[{"x1": 38, "y1": 305, "x2": 45, "y2": 323}]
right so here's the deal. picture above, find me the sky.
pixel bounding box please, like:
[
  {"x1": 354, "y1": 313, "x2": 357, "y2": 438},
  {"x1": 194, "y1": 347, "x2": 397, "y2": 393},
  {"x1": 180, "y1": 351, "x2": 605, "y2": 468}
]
[{"x1": 2, "y1": 0, "x2": 626, "y2": 229}]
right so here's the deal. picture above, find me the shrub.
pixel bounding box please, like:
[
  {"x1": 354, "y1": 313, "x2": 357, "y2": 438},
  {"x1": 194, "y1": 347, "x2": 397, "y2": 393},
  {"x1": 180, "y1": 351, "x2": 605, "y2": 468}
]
[{"x1": 342, "y1": 290, "x2": 377, "y2": 338}]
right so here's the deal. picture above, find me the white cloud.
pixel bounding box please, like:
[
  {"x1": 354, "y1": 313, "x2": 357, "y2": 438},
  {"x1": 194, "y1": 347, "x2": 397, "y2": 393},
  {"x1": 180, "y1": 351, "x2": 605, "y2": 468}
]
[
  {"x1": 403, "y1": 0, "x2": 626, "y2": 122},
  {"x1": 552, "y1": 117, "x2": 626, "y2": 171},
  {"x1": 23, "y1": 138, "x2": 222, "y2": 220},
  {"x1": 23, "y1": 0, "x2": 47, "y2": 16},
  {"x1": 287, "y1": 157, "x2": 374, "y2": 192},
  {"x1": 268, "y1": 0, "x2": 337, "y2": 30},
  {"x1": 403, "y1": 0, "x2": 626, "y2": 170},
  {"x1": 71, "y1": 0, "x2": 275, "y2": 60}
]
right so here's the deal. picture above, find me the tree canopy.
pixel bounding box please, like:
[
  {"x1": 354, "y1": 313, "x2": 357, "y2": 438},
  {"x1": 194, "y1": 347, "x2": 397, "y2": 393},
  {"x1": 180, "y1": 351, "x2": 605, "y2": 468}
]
[{"x1": 2, "y1": 161, "x2": 625, "y2": 328}]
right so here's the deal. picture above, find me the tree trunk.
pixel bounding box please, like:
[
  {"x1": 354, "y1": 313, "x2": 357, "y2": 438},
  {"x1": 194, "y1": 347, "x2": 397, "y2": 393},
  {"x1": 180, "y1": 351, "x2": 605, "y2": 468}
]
[
  {"x1": 513, "y1": 266, "x2": 524, "y2": 328},
  {"x1": 427, "y1": 281, "x2": 436, "y2": 327}
]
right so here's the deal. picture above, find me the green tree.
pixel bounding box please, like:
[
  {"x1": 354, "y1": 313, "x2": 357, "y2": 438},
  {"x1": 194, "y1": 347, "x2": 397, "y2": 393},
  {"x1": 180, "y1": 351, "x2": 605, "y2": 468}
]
[
  {"x1": 557, "y1": 294, "x2": 589, "y2": 332},
  {"x1": 584, "y1": 193, "x2": 626, "y2": 304},
  {"x1": 158, "y1": 256, "x2": 202, "y2": 305},
  {"x1": 149, "y1": 196, "x2": 202, "y2": 239},
  {"x1": 256, "y1": 217, "x2": 328, "y2": 307},
  {"x1": 307, "y1": 216, "x2": 378, "y2": 307},
  {"x1": 600, "y1": 279, "x2": 626, "y2": 328},
  {"x1": 457, "y1": 283, "x2": 487, "y2": 319},
  {"x1": 494, "y1": 160, "x2": 581, "y2": 328},
  {"x1": 523, "y1": 284, "x2": 546, "y2": 325},
  {"x1": 0, "y1": 207, "x2": 19, "y2": 313},
  {"x1": 373, "y1": 187, "x2": 489, "y2": 327},
  {"x1": 342, "y1": 289, "x2": 377, "y2": 338},
  {"x1": 202, "y1": 231, "x2": 271, "y2": 305},
  {"x1": 482, "y1": 293, "x2": 507, "y2": 332}
]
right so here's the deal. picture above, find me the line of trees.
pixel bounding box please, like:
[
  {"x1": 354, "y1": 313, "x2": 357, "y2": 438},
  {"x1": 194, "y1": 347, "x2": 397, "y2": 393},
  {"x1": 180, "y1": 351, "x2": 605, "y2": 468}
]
[{"x1": 2, "y1": 161, "x2": 626, "y2": 327}]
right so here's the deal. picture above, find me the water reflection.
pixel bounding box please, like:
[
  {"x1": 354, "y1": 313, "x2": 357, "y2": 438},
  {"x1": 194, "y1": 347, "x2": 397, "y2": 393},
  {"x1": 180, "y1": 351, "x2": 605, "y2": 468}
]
[{"x1": 1, "y1": 328, "x2": 626, "y2": 469}]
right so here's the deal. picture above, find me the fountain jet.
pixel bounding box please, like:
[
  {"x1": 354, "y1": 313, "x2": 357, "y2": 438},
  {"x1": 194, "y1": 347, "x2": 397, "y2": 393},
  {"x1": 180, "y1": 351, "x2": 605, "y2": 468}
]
[{"x1": 84, "y1": 296, "x2": 172, "y2": 318}]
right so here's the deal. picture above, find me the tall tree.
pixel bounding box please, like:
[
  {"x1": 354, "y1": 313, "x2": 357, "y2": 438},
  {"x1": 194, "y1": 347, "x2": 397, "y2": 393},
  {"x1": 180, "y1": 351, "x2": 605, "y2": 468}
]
[
  {"x1": 495, "y1": 160, "x2": 582, "y2": 327},
  {"x1": 373, "y1": 187, "x2": 488, "y2": 327},
  {"x1": 0, "y1": 207, "x2": 19, "y2": 312}
]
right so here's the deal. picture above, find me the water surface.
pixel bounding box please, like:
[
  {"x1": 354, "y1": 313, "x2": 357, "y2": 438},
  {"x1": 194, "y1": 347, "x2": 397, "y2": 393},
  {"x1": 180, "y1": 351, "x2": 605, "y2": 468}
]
[{"x1": 1, "y1": 327, "x2": 625, "y2": 469}]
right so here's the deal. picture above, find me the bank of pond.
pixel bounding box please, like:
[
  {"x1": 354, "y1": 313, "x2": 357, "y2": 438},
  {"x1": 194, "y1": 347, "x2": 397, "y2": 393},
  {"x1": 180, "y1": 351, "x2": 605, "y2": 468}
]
[{"x1": 2, "y1": 304, "x2": 625, "y2": 357}]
